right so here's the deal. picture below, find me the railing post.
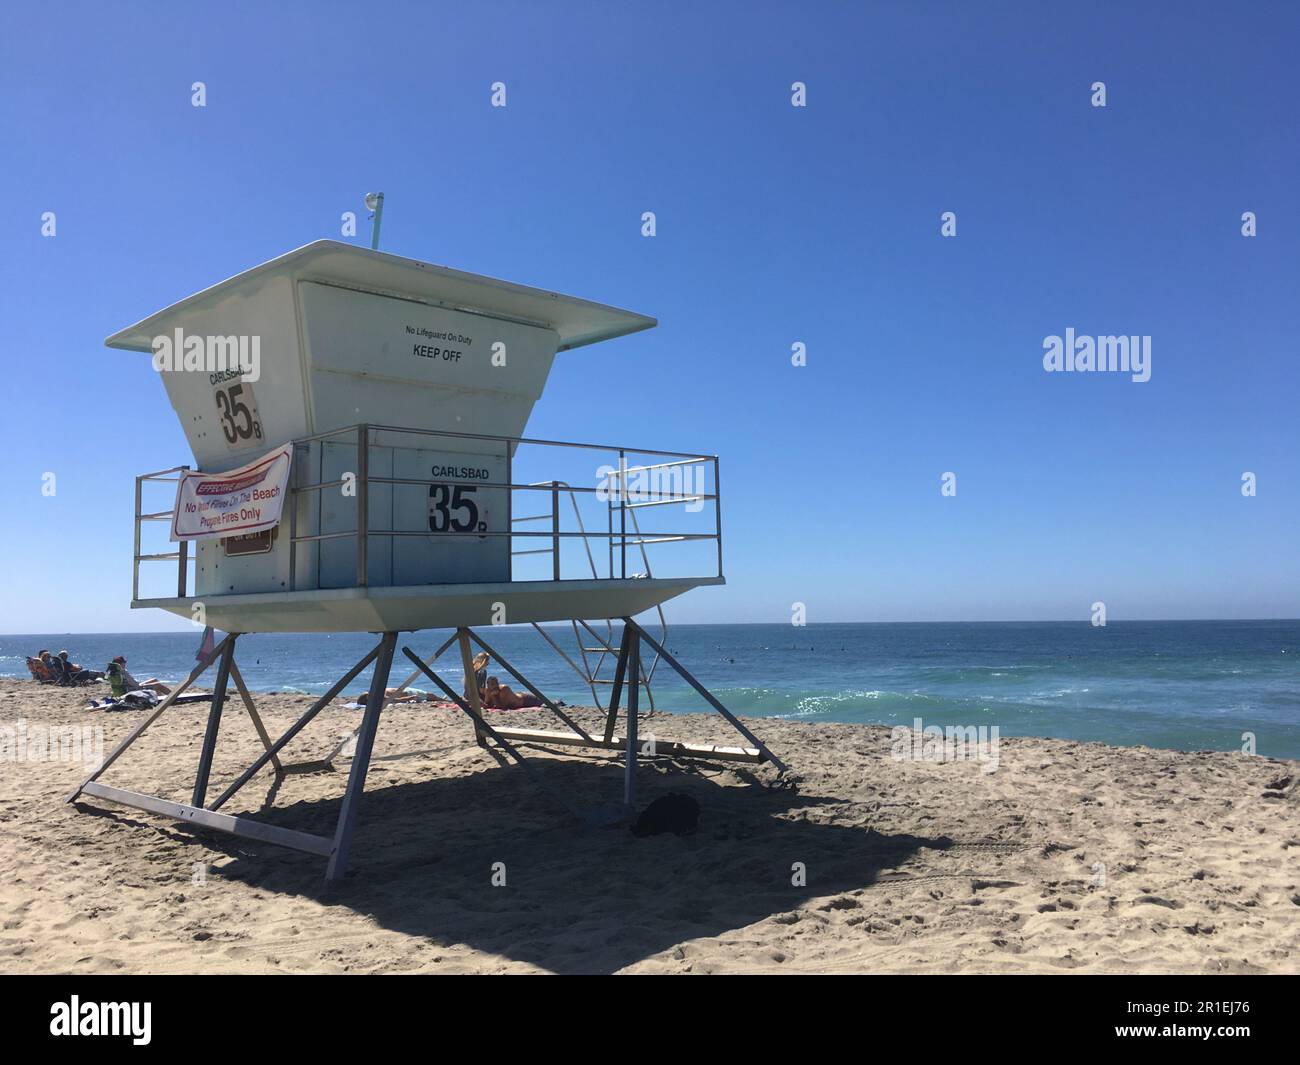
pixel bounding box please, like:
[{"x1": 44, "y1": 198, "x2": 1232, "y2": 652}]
[
  {"x1": 177, "y1": 539, "x2": 188, "y2": 597},
  {"x1": 288, "y1": 448, "x2": 298, "y2": 592},
  {"x1": 506, "y1": 444, "x2": 513, "y2": 582},
  {"x1": 714, "y1": 456, "x2": 723, "y2": 579},
  {"x1": 132, "y1": 475, "x2": 143, "y2": 602},
  {"x1": 356, "y1": 424, "x2": 369, "y2": 588},
  {"x1": 551, "y1": 480, "x2": 561, "y2": 581},
  {"x1": 618, "y1": 450, "x2": 627, "y2": 579}
]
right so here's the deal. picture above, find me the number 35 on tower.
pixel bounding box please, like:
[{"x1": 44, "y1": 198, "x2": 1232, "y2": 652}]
[
  {"x1": 429, "y1": 481, "x2": 487, "y2": 535},
  {"x1": 212, "y1": 382, "x2": 264, "y2": 447}
]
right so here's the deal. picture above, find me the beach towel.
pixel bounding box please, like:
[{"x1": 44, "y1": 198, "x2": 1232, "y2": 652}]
[
  {"x1": 88, "y1": 691, "x2": 212, "y2": 712},
  {"x1": 88, "y1": 690, "x2": 160, "y2": 711}
]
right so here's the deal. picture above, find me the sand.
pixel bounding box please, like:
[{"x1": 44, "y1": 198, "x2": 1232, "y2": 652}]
[{"x1": 0, "y1": 675, "x2": 1296, "y2": 974}]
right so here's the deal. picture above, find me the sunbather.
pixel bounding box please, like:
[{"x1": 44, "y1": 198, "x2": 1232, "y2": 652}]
[
  {"x1": 44, "y1": 650, "x2": 68, "y2": 684},
  {"x1": 459, "y1": 651, "x2": 542, "y2": 710},
  {"x1": 27, "y1": 652, "x2": 56, "y2": 683},
  {"x1": 464, "y1": 652, "x2": 490, "y2": 705},
  {"x1": 38, "y1": 650, "x2": 77, "y2": 683},
  {"x1": 106, "y1": 656, "x2": 170, "y2": 696},
  {"x1": 54, "y1": 650, "x2": 102, "y2": 686},
  {"x1": 481, "y1": 675, "x2": 541, "y2": 710}
]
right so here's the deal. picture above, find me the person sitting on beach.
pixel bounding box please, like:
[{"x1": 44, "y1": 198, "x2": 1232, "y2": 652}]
[
  {"x1": 40, "y1": 650, "x2": 88, "y2": 684},
  {"x1": 47, "y1": 651, "x2": 74, "y2": 684},
  {"x1": 106, "y1": 656, "x2": 170, "y2": 696},
  {"x1": 56, "y1": 651, "x2": 103, "y2": 686},
  {"x1": 465, "y1": 652, "x2": 490, "y2": 705},
  {"x1": 27, "y1": 652, "x2": 57, "y2": 684},
  {"x1": 104, "y1": 660, "x2": 129, "y2": 698},
  {"x1": 43, "y1": 650, "x2": 68, "y2": 684}
]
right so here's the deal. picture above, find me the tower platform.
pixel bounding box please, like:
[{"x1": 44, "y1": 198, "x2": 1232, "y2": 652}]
[{"x1": 134, "y1": 575, "x2": 723, "y2": 633}]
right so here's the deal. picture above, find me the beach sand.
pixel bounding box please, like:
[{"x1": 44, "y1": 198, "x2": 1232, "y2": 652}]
[{"x1": 0, "y1": 676, "x2": 1296, "y2": 974}]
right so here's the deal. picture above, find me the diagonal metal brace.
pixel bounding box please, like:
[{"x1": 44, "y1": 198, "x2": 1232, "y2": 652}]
[
  {"x1": 401, "y1": 646, "x2": 580, "y2": 819},
  {"x1": 209, "y1": 637, "x2": 384, "y2": 811},
  {"x1": 624, "y1": 617, "x2": 788, "y2": 774},
  {"x1": 466, "y1": 627, "x2": 593, "y2": 742}
]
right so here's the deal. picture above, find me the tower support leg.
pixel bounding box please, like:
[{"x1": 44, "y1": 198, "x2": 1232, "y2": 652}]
[
  {"x1": 192, "y1": 634, "x2": 238, "y2": 808},
  {"x1": 624, "y1": 617, "x2": 788, "y2": 773},
  {"x1": 602, "y1": 623, "x2": 632, "y2": 742},
  {"x1": 624, "y1": 631, "x2": 639, "y2": 808},
  {"x1": 457, "y1": 628, "x2": 488, "y2": 748},
  {"x1": 325, "y1": 631, "x2": 398, "y2": 881}
]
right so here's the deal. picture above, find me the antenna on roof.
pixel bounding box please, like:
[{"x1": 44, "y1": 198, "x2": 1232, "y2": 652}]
[{"x1": 364, "y1": 192, "x2": 385, "y2": 250}]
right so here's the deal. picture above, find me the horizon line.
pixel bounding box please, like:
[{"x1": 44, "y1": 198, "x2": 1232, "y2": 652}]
[{"x1": 4, "y1": 616, "x2": 1299, "y2": 638}]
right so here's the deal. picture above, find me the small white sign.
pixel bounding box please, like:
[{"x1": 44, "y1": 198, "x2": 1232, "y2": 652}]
[{"x1": 171, "y1": 444, "x2": 293, "y2": 542}]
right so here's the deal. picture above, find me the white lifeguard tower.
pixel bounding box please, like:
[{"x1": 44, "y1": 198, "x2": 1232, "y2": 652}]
[{"x1": 68, "y1": 240, "x2": 784, "y2": 879}]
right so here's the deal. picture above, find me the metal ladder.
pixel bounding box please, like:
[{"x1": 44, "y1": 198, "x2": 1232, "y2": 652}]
[{"x1": 516, "y1": 480, "x2": 665, "y2": 716}]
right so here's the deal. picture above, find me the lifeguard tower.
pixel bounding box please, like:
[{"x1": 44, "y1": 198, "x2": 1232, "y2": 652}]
[{"x1": 68, "y1": 239, "x2": 784, "y2": 880}]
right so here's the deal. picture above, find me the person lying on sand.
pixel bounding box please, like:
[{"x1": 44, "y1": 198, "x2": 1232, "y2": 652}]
[
  {"x1": 106, "y1": 657, "x2": 171, "y2": 697},
  {"x1": 481, "y1": 675, "x2": 542, "y2": 710},
  {"x1": 461, "y1": 651, "x2": 541, "y2": 710}
]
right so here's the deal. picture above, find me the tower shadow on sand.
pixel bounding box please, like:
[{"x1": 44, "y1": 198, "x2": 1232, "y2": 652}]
[{"x1": 139, "y1": 755, "x2": 954, "y2": 974}]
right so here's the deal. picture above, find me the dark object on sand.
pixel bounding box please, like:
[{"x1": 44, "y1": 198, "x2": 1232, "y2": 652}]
[
  {"x1": 87, "y1": 691, "x2": 212, "y2": 712},
  {"x1": 630, "y1": 793, "x2": 700, "y2": 837}
]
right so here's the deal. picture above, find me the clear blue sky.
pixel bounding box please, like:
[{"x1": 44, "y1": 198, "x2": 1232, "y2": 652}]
[{"x1": 2, "y1": 1, "x2": 1297, "y2": 632}]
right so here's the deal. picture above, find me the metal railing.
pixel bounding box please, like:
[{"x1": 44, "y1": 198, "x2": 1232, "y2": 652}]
[
  {"x1": 131, "y1": 423, "x2": 722, "y2": 599},
  {"x1": 133, "y1": 465, "x2": 194, "y2": 599}
]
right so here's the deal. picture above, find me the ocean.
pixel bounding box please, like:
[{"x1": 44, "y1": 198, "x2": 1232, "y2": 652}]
[{"x1": 3, "y1": 620, "x2": 1297, "y2": 759}]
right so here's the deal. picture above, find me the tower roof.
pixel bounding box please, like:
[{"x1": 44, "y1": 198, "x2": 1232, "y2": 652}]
[{"x1": 105, "y1": 239, "x2": 656, "y2": 353}]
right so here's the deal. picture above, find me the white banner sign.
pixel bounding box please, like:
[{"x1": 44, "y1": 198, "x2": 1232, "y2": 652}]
[{"x1": 171, "y1": 444, "x2": 293, "y2": 542}]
